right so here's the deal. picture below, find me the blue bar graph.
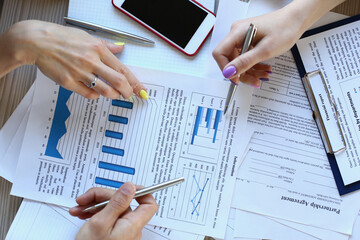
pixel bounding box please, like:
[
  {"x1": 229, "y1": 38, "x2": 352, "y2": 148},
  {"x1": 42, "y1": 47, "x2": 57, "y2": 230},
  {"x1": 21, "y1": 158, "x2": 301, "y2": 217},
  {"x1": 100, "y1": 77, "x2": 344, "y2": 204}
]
[
  {"x1": 95, "y1": 177, "x2": 123, "y2": 188},
  {"x1": 191, "y1": 106, "x2": 222, "y2": 145},
  {"x1": 191, "y1": 107, "x2": 204, "y2": 144},
  {"x1": 99, "y1": 161, "x2": 135, "y2": 175},
  {"x1": 102, "y1": 146, "x2": 124, "y2": 156},
  {"x1": 105, "y1": 130, "x2": 123, "y2": 140},
  {"x1": 205, "y1": 108, "x2": 213, "y2": 133},
  {"x1": 109, "y1": 114, "x2": 128, "y2": 124},
  {"x1": 213, "y1": 110, "x2": 222, "y2": 143},
  {"x1": 112, "y1": 100, "x2": 133, "y2": 109}
]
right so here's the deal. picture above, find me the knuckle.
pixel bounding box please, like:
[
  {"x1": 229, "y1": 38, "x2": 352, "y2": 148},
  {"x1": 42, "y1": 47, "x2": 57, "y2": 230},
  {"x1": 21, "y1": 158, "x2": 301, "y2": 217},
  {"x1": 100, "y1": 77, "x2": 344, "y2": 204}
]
[
  {"x1": 90, "y1": 40, "x2": 106, "y2": 53},
  {"x1": 261, "y1": 47, "x2": 272, "y2": 59},
  {"x1": 110, "y1": 195, "x2": 130, "y2": 211},
  {"x1": 88, "y1": 217, "x2": 103, "y2": 231},
  {"x1": 258, "y1": 38, "x2": 274, "y2": 59},
  {"x1": 237, "y1": 57, "x2": 252, "y2": 71},
  {"x1": 230, "y1": 21, "x2": 240, "y2": 31},
  {"x1": 131, "y1": 82, "x2": 142, "y2": 93},
  {"x1": 112, "y1": 76, "x2": 126, "y2": 90},
  {"x1": 122, "y1": 91, "x2": 132, "y2": 100},
  {"x1": 60, "y1": 75, "x2": 72, "y2": 88},
  {"x1": 119, "y1": 67, "x2": 131, "y2": 76},
  {"x1": 212, "y1": 48, "x2": 220, "y2": 58},
  {"x1": 83, "y1": 91, "x2": 99, "y2": 99},
  {"x1": 100, "y1": 87, "x2": 113, "y2": 97}
]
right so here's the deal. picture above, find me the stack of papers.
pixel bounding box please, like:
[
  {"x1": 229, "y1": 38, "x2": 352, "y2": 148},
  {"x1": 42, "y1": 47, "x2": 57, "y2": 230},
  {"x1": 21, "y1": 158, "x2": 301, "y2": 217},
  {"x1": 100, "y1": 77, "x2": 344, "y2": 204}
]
[
  {"x1": 2, "y1": 0, "x2": 360, "y2": 239},
  {"x1": 206, "y1": 0, "x2": 360, "y2": 240}
]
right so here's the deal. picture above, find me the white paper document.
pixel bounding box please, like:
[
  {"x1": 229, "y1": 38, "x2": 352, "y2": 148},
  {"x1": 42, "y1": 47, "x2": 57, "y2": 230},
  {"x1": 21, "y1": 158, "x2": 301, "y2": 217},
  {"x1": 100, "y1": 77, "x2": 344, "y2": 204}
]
[
  {"x1": 350, "y1": 211, "x2": 360, "y2": 240},
  {"x1": 234, "y1": 210, "x2": 320, "y2": 240},
  {"x1": 232, "y1": 50, "x2": 360, "y2": 235},
  {"x1": 270, "y1": 216, "x2": 349, "y2": 240},
  {"x1": 1, "y1": 97, "x2": 203, "y2": 240},
  {"x1": 68, "y1": 0, "x2": 215, "y2": 78},
  {"x1": 0, "y1": 85, "x2": 34, "y2": 181},
  {"x1": 11, "y1": 66, "x2": 251, "y2": 238},
  {"x1": 296, "y1": 19, "x2": 360, "y2": 185},
  {"x1": 208, "y1": 5, "x2": 360, "y2": 235}
]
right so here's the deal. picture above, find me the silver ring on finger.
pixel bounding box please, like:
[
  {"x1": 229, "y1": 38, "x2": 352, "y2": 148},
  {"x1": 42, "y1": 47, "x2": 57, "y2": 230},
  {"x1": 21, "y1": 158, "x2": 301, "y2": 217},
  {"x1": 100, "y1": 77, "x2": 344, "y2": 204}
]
[{"x1": 90, "y1": 76, "x2": 98, "y2": 89}]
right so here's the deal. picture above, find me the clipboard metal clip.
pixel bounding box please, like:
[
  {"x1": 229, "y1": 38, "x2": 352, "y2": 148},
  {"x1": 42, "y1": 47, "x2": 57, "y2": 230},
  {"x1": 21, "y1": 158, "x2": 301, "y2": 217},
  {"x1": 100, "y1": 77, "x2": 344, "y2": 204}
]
[{"x1": 302, "y1": 70, "x2": 346, "y2": 154}]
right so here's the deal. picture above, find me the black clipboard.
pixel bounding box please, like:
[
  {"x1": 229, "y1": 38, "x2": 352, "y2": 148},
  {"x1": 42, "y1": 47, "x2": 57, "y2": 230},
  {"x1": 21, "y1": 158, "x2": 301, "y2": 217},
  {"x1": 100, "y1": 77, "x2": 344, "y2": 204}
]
[{"x1": 291, "y1": 14, "x2": 360, "y2": 195}]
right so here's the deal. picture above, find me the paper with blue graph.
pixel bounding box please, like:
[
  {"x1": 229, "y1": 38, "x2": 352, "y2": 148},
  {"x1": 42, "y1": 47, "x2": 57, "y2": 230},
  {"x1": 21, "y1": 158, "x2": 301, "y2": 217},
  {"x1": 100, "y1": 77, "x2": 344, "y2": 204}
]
[{"x1": 11, "y1": 66, "x2": 252, "y2": 238}]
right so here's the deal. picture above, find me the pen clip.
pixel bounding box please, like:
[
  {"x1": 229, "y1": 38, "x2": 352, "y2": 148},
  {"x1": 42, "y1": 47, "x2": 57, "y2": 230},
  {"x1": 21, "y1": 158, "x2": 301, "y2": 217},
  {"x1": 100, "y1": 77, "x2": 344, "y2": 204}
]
[{"x1": 240, "y1": 23, "x2": 257, "y2": 55}]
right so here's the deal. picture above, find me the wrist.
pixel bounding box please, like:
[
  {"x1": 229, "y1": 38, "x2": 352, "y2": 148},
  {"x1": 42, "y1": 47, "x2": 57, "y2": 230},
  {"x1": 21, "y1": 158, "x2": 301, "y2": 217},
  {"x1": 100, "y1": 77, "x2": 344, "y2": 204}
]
[
  {"x1": 7, "y1": 20, "x2": 43, "y2": 65},
  {"x1": 285, "y1": 0, "x2": 345, "y2": 33},
  {"x1": 0, "y1": 26, "x2": 25, "y2": 78}
]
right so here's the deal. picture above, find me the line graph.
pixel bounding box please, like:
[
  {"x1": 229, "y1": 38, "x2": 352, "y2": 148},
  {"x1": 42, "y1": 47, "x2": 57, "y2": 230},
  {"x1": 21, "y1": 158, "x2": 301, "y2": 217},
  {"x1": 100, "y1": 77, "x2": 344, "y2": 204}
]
[
  {"x1": 168, "y1": 163, "x2": 213, "y2": 225},
  {"x1": 191, "y1": 175, "x2": 209, "y2": 216}
]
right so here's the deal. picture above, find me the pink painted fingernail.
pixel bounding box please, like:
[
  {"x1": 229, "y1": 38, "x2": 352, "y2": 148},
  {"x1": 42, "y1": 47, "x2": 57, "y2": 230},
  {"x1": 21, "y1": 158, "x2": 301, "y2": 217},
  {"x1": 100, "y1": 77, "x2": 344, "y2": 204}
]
[
  {"x1": 222, "y1": 65, "x2": 237, "y2": 79},
  {"x1": 251, "y1": 84, "x2": 260, "y2": 88}
]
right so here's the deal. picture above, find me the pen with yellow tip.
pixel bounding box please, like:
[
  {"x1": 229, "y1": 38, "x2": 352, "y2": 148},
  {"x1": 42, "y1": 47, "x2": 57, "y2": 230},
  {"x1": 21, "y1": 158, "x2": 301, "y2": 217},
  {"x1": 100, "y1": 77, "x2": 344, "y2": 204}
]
[{"x1": 223, "y1": 24, "x2": 257, "y2": 115}]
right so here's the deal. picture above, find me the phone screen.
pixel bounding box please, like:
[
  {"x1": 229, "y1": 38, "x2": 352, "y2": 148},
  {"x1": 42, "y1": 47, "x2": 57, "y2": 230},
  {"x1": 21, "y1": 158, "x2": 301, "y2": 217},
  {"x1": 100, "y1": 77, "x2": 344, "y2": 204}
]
[{"x1": 121, "y1": 0, "x2": 208, "y2": 48}]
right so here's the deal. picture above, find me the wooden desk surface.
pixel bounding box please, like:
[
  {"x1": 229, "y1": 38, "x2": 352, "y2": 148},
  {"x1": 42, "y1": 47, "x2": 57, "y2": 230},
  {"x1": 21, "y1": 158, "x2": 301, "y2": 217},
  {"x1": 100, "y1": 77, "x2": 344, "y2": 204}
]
[{"x1": 0, "y1": 0, "x2": 359, "y2": 239}]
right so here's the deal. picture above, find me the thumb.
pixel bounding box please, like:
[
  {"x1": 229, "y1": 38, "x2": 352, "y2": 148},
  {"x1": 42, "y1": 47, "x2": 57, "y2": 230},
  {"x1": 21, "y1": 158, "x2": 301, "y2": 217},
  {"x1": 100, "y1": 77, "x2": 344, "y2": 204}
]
[
  {"x1": 101, "y1": 39, "x2": 125, "y2": 54},
  {"x1": 93, "y1": 182, "x2": 135, "y2": 228}
]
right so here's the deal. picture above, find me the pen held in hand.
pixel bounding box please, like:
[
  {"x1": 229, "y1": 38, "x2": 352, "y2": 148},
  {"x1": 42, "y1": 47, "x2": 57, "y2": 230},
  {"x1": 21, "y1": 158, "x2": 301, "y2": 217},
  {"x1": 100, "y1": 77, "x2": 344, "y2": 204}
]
[
  {"x1": 63, "y1": 16, "x2": 155, "y2": 45},
  {"x1": 82, "y1": 177, "x2": 185, "y2": 213},
  {"x1": 224, "y1": 24, "x2": 257, "y2": 115}
]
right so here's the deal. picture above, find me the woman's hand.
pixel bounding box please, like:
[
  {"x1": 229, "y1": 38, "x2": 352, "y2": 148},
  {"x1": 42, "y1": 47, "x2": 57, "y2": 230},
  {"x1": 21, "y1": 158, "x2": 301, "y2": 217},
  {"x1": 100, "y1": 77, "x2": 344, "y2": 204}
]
[
  {"x1": 212, "y1": 0, "x2": 344, "y2": 88},
  {"x1": 69, "y1": 183, "x2": 158, "y2": 240},
  {"x1": 1, "y1": 20, "x2": 148, "y2": 99},
  {"x1": 212, "y1": 7, "x2": 301, "y2": 87}
]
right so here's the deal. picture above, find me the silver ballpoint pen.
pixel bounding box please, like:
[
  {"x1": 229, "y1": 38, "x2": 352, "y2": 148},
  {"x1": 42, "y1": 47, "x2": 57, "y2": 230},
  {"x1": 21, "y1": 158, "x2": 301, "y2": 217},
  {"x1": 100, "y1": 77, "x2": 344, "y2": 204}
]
[
  {"x1": 82, "y1": 177, "x2": 185, "y2": 213},
  {"x1": 64, "y1": 16, "x2": 155, "y2": 45},
  {"x1": 224, "y1": 24, "x2": 257, "y2": 115}
]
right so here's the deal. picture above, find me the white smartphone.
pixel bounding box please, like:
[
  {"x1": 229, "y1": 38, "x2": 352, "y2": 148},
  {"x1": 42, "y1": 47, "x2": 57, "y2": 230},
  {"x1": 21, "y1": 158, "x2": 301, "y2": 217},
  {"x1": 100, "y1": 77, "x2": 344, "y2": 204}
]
[{"x1": 112, "y1": 0, "x2": 216, "y2": 56}]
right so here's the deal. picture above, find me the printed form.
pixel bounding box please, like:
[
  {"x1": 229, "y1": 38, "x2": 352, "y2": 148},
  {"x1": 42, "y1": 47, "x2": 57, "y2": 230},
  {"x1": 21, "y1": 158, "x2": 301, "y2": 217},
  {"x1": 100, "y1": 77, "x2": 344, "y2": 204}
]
[
  {"x1": 296, "y1": 21, "x2": 360, "y2": 185},
  {"x1": 204, "y1": 0, "x2": 359, "y2": 235},
  {"x1": 11, "y1": 67, "x2": 251, "y2": 238},
  {"x1": 232, "y1": 50, "x2": 360, "y2": 235}
]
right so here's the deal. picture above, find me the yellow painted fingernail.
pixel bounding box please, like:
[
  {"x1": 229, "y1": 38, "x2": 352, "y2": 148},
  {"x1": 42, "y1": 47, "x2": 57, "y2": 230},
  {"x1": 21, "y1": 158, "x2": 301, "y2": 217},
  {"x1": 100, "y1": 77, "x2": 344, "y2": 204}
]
[
  {"x1": 128, "y1": 95, "x2": 133, "y2": 100},
  {"x1": 139, "y1": 90, "x2": 149, "y2": 100},
  {"x1": 114, "y1": 42, "x2": 125, "y2": 46}
]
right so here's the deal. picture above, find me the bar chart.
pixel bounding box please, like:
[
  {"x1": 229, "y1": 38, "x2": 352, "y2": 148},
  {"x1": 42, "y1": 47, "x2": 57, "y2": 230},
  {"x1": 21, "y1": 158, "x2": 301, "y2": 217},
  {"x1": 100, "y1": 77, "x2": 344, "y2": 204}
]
[
  {"x1": 181, "y1": 93, "x2": 226, "y2": 163},
  {"x1": 41, "y1": 82, "x2": 165, "y2": 191},
  {"x1": 191, "y1": 106, "x2": 222, "y2": 145},
  {"x1": 93, "y1": 86, "x2": 164, "y2": 189}
]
